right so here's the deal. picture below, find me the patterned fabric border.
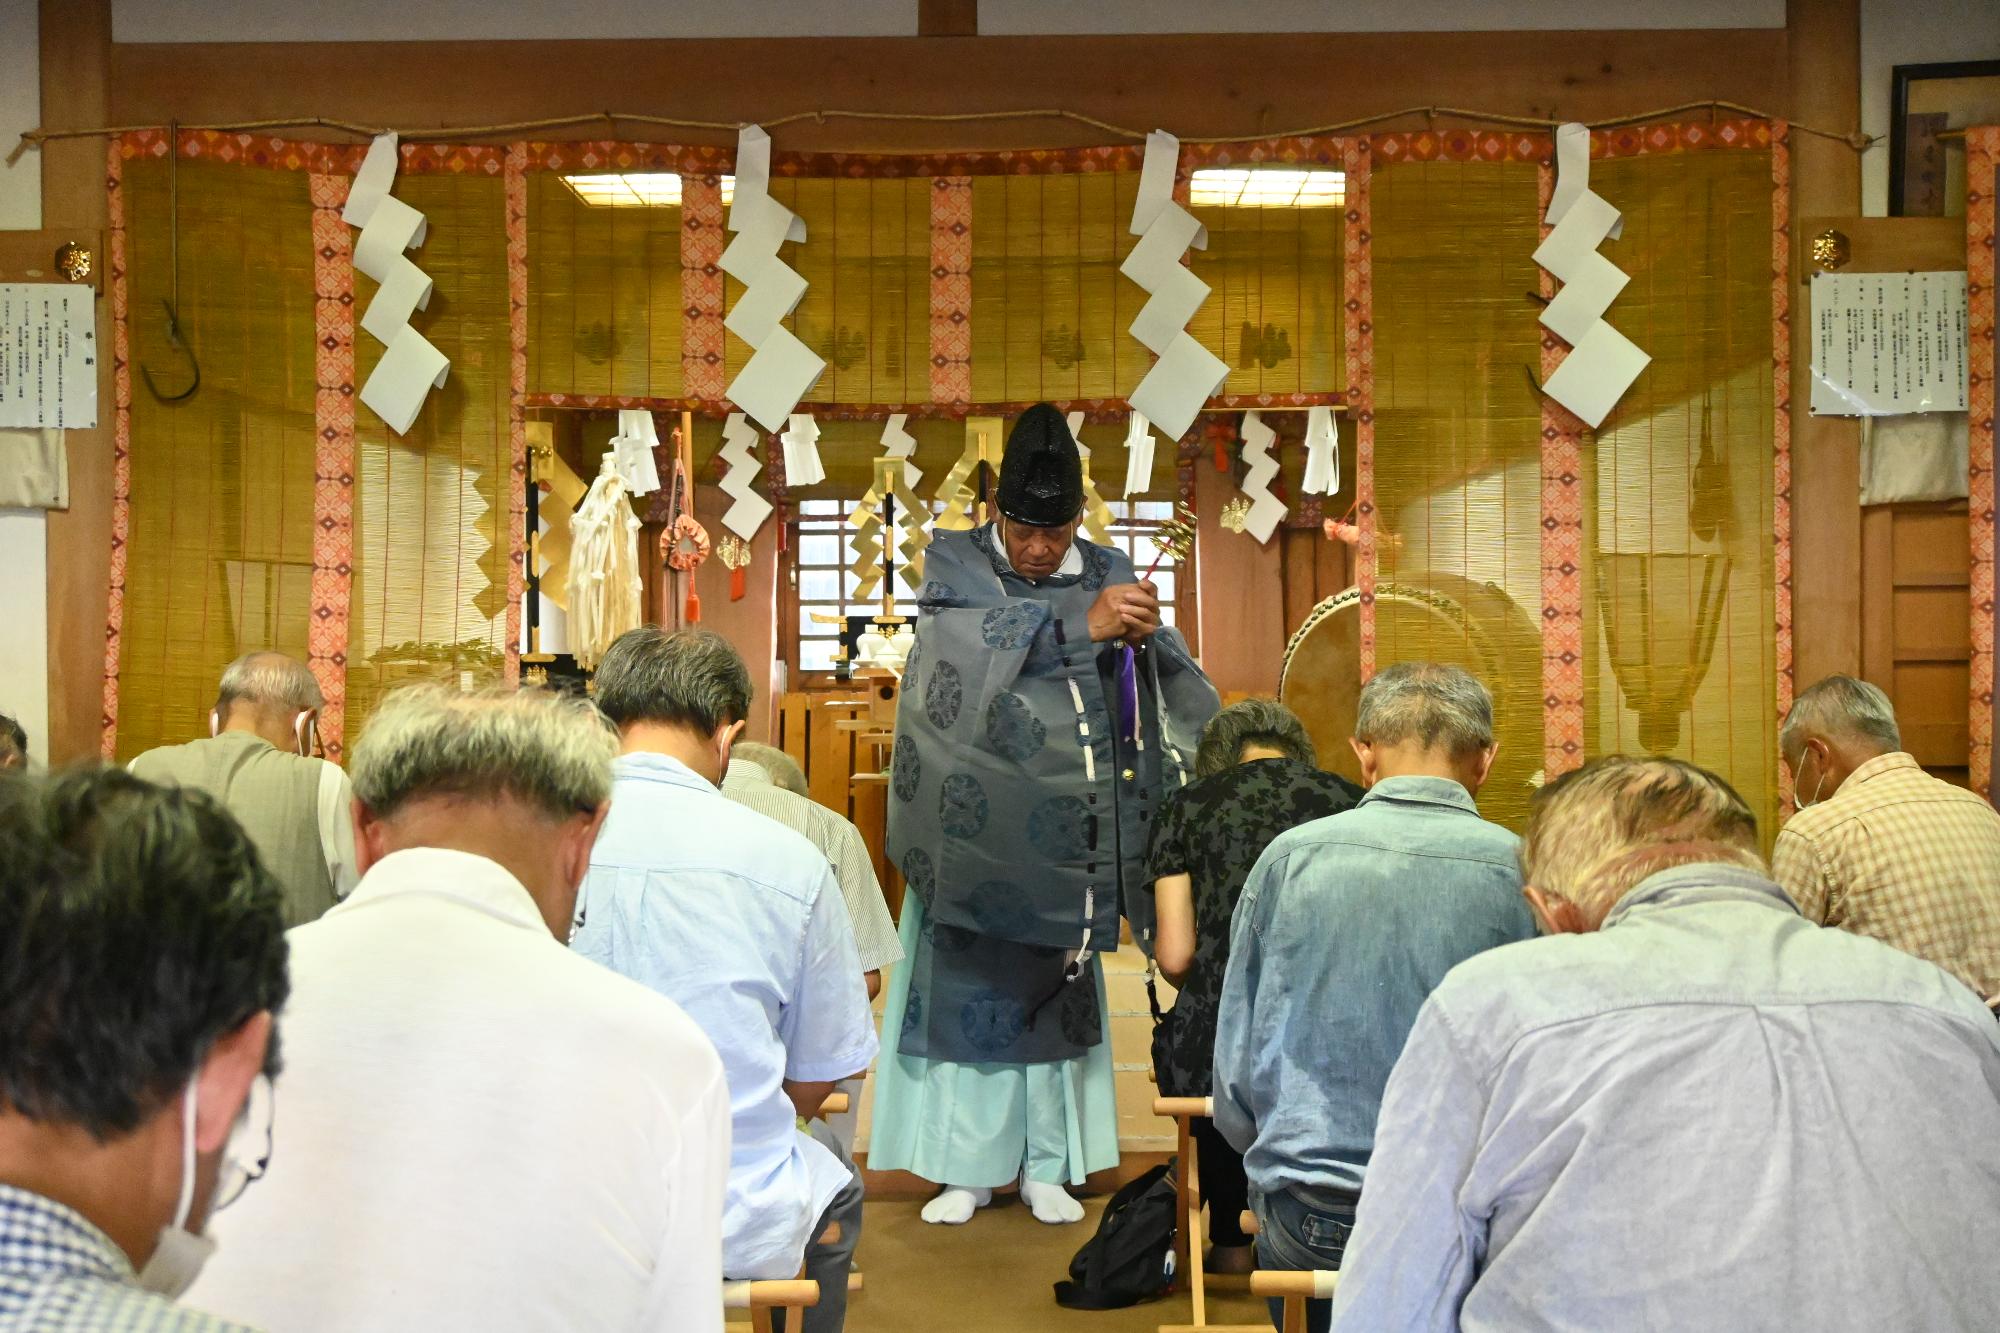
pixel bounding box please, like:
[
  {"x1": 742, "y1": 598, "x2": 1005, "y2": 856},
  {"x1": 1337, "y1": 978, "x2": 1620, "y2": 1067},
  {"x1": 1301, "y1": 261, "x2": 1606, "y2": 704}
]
[
  {"x1": 516, "y1": 394, "x2": 1351, "y2": 419},
  {"x1": 117, "y1": 129, "x2": 507, "y2": 177},
  {"x1": 1771, "y1": 125, "x2": 1797, "y2": 812},
  {"x1": 681, "y1": 174, "x2": 727, "y2": 402},
  {"x1": 1536, "y1": 158, "x2": 1588, "y2": 781},
  {"x1": 1343, "y1": 137, "x2": 1376, "y2": 683},
  {"x1": 100, "y1": 140, "x2": 131, "y2": 757},
  {"x1": 1373, "y1": 130, "x2": 1550, "y2": 165},
  {"x1": 929, "y1": 175, "x2": 973, "y2": 405},
  {"x1": 518, "y1": 138, "x2": 1143, "y2": 178},
  {"x1": 505, "y1": 144, "x2": 528, "y2": 687},
  {"x1": 1967, "y1": 126, "x2": 1997, "y2": 799},
  {"x1": 308, "y1": 173, "x2": 358, "y2": 760}
]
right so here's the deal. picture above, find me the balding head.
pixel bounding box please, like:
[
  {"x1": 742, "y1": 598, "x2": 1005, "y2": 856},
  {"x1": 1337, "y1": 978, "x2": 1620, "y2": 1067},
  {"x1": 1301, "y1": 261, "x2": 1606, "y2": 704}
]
[
  {"x1": 1522, "y1": 755, "x2": 1763, "y2": 931},
  {"x1": 213, "y1": 652, "x2": 325, "y2": 754},
  {"x1": 1779, "y1": 675, "x2": 1903, "y2": 806}
]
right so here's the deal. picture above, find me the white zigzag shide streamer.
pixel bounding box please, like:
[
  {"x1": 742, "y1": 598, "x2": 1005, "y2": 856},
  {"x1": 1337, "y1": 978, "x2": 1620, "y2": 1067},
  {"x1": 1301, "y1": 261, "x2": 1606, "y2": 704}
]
[
  {"x1": 1533, "y1": 122, "x2": 1650, "y2": 429},
  {"x1": 1120, "y1": 130, "x2": 1228, "y2": 441},
  {"x1": 345, "y1": 133, "x2": 449, "y2": 435},
  {"x1": 1237, "y1": 410, "x2": 1287, "y2": 543},
  {"x1": 720, "y1": 125, "x2": 825, "y2": 432},
  {"x1": 718, "y1": 412, "x2": 772, "y2": 540}
]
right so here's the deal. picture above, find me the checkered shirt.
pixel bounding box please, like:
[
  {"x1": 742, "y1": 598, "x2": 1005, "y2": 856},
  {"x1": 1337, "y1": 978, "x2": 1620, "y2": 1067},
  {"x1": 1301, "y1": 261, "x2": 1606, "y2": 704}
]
[
  {"x1": 1773, "y1": 752, "x2": 2000, "y2": 999},
  {"x1": 0, "y1": 1185, "x2": 256, "y2": 1332}
]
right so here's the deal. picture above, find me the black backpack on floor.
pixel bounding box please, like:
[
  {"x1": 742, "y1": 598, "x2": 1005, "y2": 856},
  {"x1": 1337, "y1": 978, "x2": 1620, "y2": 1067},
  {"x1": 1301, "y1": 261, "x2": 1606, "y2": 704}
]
[{"x1": 1052, "y1": 1161, "x2": 1180, "y2": 1310}]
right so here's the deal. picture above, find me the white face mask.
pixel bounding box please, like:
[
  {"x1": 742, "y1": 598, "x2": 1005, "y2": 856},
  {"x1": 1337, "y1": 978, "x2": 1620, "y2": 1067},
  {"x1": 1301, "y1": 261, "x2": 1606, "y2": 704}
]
[
  {"x1": 1793, "y1": 750, "x2": 1829, "y2": 811},
  {"x1": 135, "y1": 1082, "x2": 217, "y2": 1298}
]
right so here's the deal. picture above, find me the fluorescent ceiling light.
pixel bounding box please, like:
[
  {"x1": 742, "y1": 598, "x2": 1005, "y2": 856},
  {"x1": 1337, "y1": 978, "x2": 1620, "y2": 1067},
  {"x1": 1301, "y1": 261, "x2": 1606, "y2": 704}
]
[
  {"x1": 560, "y1": 173, "x2": 736, "y2": 207},
  {"x1": 1189, "y1": 168, "x2": 1346, "y2": 208}
]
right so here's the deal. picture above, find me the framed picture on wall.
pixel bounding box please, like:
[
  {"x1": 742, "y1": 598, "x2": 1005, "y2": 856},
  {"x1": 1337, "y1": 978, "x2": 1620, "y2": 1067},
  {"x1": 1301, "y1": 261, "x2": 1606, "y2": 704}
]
[{"x1": 1890, "y1": 59, "x2": 2000, "y2": 217}]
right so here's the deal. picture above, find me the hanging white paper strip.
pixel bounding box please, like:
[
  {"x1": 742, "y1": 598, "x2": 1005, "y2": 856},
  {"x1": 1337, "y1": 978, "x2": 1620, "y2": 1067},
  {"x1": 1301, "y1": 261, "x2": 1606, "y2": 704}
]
[
  {"x1": 1121, "y1": 130, "x2": 1227, "y2": 441},
  {"x1": 1238, "y1": 410, "x2": 1287, "y2": 543},
  {"x1": 718, "y1": 411, "x2": 772, "y2": 539},
  {"x1": 1532, "y1": 124, "x2": 1648, "y2": 430},
  {"x1": 1122, "y1": 411, "x2": 1156, "y2": 498},
  {"x1": 782, "y1": 412, "x2": 825, "y2": 487},
  {"x1": 723, "y1": 126, "x2": 825, "y2": 431},
  {"x1": 609, "y1": 409, "x2": 662, "y2": 497},
  {"x1": 1301, "y1": 405, "x2": 1340, "y2": 496},
  {"x1": 345, "y1": 133, "x2": 447, "y2": 435},
  {"x1": 882, "y1": 411, "x2": 921, "y2": 488}
]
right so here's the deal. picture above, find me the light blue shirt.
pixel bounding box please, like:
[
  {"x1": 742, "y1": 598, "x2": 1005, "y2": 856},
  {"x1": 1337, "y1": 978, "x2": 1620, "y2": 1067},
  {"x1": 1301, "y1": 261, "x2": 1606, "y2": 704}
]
[
  {"x1": 1212, "y1": 775, "x2": 1533, "y2": 1195},
  {"x1": 1330, "y1": 863, "x2": 2000, "y2": 1333},
  {"x1": 575, "y1": 753, "x2": 878, "y2": 1280}
]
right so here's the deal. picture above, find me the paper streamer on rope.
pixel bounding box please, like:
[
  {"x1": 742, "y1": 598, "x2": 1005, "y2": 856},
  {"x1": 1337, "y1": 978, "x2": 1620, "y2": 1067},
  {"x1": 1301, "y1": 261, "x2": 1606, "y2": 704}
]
[
  {"x1": 717, "y1": 411, "x2": 772, "y2": 539},
  {"x1": 1301, "y1": 405, "x2": 1340, "y2": 496},
  {"x1": 344, "y1": 133, "x2": 449, "y2": 436},
  {"x1": 1533, "y1": 127, "x2": 1649, "y2": 429},
  {"x1": 1065, "y1": 411, "x2": 1115, "y2": 544},
  {"x1": 721, "y1": 125, "x2": 825, "y2": 431},
  {"x1": 610, "y1": 409, "x2": 662, "y2": 497},
  {"x1": 1121, "y1": 130, "x2": 1228, "y2": 441},
  {"x1": 849, "y1": 431, "x2": 932, "y2": 601},
  {"x1": 1238, "y1": 410, "x2": 1287, "y2": 543},
  {"x1": 1122, "y1": 411, "x2": 1157, "y2": 498},
  {"x1": 781, "y1": 412, "x2": 825, "y2": 487},
  {"x1": 1545, "y1": 122, "x2": 1624, "y2": 240}
]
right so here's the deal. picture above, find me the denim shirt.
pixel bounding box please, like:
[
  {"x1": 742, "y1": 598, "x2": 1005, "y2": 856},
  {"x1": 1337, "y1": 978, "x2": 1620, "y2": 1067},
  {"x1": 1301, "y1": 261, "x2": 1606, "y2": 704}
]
[
  {"x1": 1211, "y1": 776, "x2": 1534, "y2": 1196},
  {"x1": 1328, "y1": 864, "x2": 2000, "y2": 1333}
]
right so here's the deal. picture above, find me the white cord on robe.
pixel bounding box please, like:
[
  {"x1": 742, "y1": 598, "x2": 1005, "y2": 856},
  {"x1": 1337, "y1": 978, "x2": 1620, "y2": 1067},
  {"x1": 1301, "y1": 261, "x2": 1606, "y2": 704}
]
[{"x1": 566, "y1": 454, "x2": 643, "y2": 672}]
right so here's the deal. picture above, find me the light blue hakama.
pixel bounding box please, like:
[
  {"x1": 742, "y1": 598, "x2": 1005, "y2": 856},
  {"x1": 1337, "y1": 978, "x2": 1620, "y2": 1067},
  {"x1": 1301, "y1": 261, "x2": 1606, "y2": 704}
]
[{"x1": 868, "y1": 894, "x2": 1121, "y2": 1188}]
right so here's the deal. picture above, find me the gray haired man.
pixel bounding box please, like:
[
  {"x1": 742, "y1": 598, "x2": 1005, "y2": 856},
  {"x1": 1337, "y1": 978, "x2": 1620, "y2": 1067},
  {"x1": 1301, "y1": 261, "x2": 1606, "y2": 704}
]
[
  {"x1": 1774, "y1": 674, "x2": 2000, "y2": 999},
  {"x1": 130, "y1": 651, "x2": 357, "y2": 925},
  {"x1": 1328, "y1": 756, "x2": 2000, "y2": 1332},
  {"x1": 1212, "y1": 662, "x2": 1535, "y2": 1333},
  {"x1": 189, "y1": 686, "x2": 731, "y2": 1333}
]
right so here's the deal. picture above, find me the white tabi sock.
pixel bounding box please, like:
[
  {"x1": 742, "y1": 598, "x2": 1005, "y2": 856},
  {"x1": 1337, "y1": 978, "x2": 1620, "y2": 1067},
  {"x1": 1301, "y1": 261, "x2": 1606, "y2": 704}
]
[
  {"x1": 1019, "y1": 1178, "x2": 1085, "y2": 1225},
  {"x1": 920, "y1": 1185, "x2": 993, "y2": 1225}
]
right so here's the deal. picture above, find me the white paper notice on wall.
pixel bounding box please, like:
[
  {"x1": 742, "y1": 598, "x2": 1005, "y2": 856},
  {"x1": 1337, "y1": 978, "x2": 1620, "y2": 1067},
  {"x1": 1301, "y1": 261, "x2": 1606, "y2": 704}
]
[
  {"x1": 359, "y1": 326, "x2": 449, "y2": 435},
  {"x1": 0, "y1": 285, "x2": 97, "y2": 429},
  {"x1": 1809, "y1": 271, "x2": 1969, "y2": 416}
]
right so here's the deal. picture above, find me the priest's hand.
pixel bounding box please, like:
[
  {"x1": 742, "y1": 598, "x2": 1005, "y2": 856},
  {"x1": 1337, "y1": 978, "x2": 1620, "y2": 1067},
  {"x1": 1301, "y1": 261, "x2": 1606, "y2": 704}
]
[{"x1": 1088, "y1": 580, "x2": 1161, "y2": 642}]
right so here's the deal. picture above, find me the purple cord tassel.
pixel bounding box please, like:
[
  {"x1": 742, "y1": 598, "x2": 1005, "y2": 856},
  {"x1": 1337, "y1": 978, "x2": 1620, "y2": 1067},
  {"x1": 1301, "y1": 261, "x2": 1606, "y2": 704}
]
[{"x1": 1119, "y1": 644, "x2": 1139, "y2": 746}]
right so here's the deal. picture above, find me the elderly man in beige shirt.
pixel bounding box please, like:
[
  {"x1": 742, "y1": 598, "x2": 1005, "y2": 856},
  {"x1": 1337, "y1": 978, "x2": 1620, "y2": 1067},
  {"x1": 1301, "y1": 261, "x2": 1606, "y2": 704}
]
[{"x1": 1773, "y1": 674, "x2": 2000, "y2": 1001}]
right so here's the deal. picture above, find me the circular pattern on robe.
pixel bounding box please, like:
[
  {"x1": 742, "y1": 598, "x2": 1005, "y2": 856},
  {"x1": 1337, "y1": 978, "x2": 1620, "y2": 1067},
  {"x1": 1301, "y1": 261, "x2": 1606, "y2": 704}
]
[
  {"x1": 1058, "y1": 973, "x2": 1101, "y2": 1047},
  {"x1": 1080, "y1": 542, "x2": 1114, "y2": 591},
  {"x1": 980, "y1": 603, "x2": 1044, "y2": 650},
  {"x1": 900, "y1": 847, "x2": 934, "y2": 904},
  {"x1": 901, "y1": 985, "x2": 924, "y2": 1042},
  {"x1": 984, "y1": 691, "x2": 1047, "y2": 761},
  {"x1": 903, "y1": 636, "x2": 922, "y2": 681},
  {"x1": 958, "y1": 989, "x2": 1028, "y2": 1057},
  {"x1": 922, "y1": 580, "x2": 967, "y2": 608},
  {"x1": 892, "y1": 735, "x2": 921, "y2": 802},
  {"x1": 939, "y1": 773, "x2": 990, "y2": 839},
  {"x1": 966, "y1": 883, "x2": 1039, "y2": 940},
  {"x1": 924, "y1": 660, "x2": 964, "y2": 729},
  {"x1": 1027, "y1": 795, "x2": 1093, "y2": 860}
]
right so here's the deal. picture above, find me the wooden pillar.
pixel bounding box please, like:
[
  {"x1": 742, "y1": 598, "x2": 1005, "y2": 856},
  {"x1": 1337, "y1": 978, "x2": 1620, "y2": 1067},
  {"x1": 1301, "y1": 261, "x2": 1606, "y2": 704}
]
[
  {"x1": 1786, "y1": 0, "x2": 1864, "y2": 690},
  {"x1": 39, "y1": 0, "x2": 112, "y2": 762},
  {"x1": 1193, "y1": 464, "x2": 1285, "y2": 697}
]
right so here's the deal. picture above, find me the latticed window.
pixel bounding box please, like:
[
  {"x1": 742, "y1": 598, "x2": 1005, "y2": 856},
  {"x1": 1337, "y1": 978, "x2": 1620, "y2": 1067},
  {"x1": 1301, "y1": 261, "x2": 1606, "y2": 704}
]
[{"x1": 788, "y1": 498, "x2": 1182, "y2": 672}]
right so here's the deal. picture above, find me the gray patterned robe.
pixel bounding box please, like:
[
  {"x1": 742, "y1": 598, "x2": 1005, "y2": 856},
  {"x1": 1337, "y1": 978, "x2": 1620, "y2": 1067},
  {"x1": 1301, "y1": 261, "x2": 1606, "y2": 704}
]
[{"x1": 888, "y1": 524, "x2": 1218, "y2": 1063}]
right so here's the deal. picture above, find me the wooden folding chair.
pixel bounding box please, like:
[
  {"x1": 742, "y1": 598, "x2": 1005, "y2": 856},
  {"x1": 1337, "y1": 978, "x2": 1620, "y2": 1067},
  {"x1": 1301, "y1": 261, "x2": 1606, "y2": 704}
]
[
  {"x1": 1249, "y1": 1270, "x2": 1339, "y2": 1333},
  {"x1": 1152, "y1": 1095, "x2": 1266, "y2": 1333},
  {"x1": 722, "y1": 1279, "x2": 819, "y2": 1333}
]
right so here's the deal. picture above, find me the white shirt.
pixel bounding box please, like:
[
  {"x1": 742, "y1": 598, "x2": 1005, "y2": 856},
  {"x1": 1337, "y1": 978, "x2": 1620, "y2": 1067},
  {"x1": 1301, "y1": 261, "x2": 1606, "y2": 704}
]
[
  {"x1": 576, "y1": 754, "x2": 878, "y2": 1280},
  {"x1": 190, "y1": 847, "x2": 730, "y2": 1333}
]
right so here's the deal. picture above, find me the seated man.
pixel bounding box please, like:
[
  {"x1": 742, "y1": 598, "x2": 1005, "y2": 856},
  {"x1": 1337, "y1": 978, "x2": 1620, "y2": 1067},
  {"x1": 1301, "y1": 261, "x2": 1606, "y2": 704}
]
[
  {"x1": 576, "y1": 628, "x2": 877, "y2": 1333},
  {"x1": 130, "y1": 651, "x2": 358, "y2": 925},
  {"x1": 1330, "y1": 755, "x2": 2000, "y2": 1332},
  {"x1": 0, "y1": 768, "x2": 286, "y2": 1331},
  {"x1": 1212, "y1": 662, "x2": 1534, "y2": 1333},
  {"x1": 724, "y1": 740, "x2": 904, "y2": 1156},
  {"x1": 1774, "y1": 674, "x2": 2000, "y2": 999},
  {"x1": 191, "y1": 686, "x2": 730, "y2": 1333}
]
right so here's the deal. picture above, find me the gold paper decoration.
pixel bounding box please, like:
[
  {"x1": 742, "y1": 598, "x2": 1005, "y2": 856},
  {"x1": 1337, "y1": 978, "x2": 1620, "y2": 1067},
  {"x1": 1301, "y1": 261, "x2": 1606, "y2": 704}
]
[
  {"x1": 1218, "y1": 495, "x2": 1252, "y2": 533},
  {"x1": 850, "y1": 456, "x2": 931, "y2": 601},
  {"x1": 934, "y1": 416, "x2": 1003, "y2": 532},
  {"x1": 54, "y1": 241, "x2": 92, "y2": 283}
]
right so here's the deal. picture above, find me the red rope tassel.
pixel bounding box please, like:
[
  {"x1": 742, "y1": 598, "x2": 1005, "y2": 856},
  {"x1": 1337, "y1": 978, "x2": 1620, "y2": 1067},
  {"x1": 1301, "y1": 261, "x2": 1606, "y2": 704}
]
[{"x1": 730, "y1": 566, "x2": 747, "y2": 602}]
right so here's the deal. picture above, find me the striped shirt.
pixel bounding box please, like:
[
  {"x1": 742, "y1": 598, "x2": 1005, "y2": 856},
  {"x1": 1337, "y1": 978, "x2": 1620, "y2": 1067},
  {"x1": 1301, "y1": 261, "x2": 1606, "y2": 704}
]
[
  {"x1": 0, "y1": 1185, "x2": 256, "y2": 1332},
  {"x1": 1773, "y1": 751, "x2": 2000, "y2": 998}
]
